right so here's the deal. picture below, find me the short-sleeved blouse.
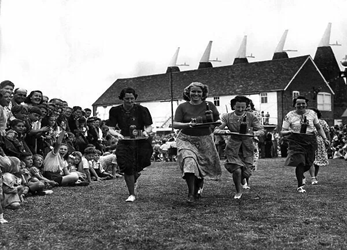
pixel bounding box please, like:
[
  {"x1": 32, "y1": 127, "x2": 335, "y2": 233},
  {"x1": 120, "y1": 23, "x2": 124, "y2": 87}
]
[
  {"x1": 174, "y1": 101, "x2": 219, "y2": 136},
  {"x1": 282, "y1": 109, "x2": 319, "y2": 133},
  {"x1": 108, "y1": 104, "x2": 153, "y2": 136}
]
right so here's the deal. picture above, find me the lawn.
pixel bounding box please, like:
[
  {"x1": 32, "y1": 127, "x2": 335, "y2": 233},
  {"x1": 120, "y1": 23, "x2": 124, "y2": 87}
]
[{"x1": 1, "y1": 157, "x2": 347, "y2": 249}]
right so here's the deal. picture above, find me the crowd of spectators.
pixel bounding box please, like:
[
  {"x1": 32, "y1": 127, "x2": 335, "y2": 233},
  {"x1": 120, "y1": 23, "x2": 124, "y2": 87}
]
[{"x1": 0, "y1": 80, "x2": 122, "y2": 222}]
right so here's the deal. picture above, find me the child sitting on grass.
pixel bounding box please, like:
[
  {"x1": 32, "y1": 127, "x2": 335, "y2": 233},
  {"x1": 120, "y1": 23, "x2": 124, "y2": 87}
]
[
  {"x1": 66, "y1": 151, "x2": 89, "y2": 186},
  {"x1": 80, "y1": 147, "x2": 100, "y2": 182},
  {"x1": 24, "y1": 153, "x2": 58, "y2": 191},
  {"x1": 42, "y1": 131, "x2": 79, "y2": 186},
  {"x1": 92, "y1": 150, "x2": 115, "y2": 180},
  {"x1": 0, "y1": 156, "x2": 8, "y2": 223},
  {"x1": 2, "y1": 159, "x2": 29, "y2": 210}
]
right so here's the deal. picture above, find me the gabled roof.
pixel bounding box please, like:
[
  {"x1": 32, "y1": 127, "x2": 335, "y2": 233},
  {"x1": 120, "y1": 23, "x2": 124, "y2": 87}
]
[
  {"x1": 93, "y1": 55, "x2": 315, "y2": 106},
  {"x1": 341, "y1": 108, "x2": 347, "y2": 118}
]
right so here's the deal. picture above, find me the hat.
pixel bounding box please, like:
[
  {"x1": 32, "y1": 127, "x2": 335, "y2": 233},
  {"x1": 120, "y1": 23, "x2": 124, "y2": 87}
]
[{"x1": 87, "y1": 116, "x2": 97, "y2": 123}]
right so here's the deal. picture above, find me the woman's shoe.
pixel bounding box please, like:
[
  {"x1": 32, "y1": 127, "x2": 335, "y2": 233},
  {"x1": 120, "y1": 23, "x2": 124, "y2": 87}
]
[
  {"x1": 311, "y1": 178, "x2": 318, "y2": 185},
  {"x1": 297, "y1": 186, "x2": 306, "y2": 193},
  {"x1": 125, "y1": 195, "x2": 136, "y2": 202},
  {"x1": 187, "y1": 194, "x2": 195, "y2": 203},
  {"x1": 234, "y1": 193, "x2": 242, "y2": 199}
]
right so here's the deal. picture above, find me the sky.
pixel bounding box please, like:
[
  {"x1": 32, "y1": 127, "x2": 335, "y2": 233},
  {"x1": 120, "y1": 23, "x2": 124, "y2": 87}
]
[{"x1": 0, "y1": 0, "x2": 346, "y2": 109}]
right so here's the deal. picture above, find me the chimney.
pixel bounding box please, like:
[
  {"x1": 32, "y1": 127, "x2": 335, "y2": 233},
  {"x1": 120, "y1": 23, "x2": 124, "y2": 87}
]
[
  {"x1": 313, "y1": 22, "x2": 347, "y2": 120},
  {"x1": 272, "y1": 30, "x2": 289, "y2": 60},
  {"x1": 198, "y1": 41, "x2": 213, "y2": 69},
  {"x1": 166, "y1": 47, "x2": 180, "y2": 73},
  {"x1": 233, "y1": 36, "x2": 248, "y2": 64}
]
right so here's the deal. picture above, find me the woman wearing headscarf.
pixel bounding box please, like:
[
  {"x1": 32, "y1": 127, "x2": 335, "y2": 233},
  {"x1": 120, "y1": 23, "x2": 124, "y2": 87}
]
[
  {"x1": 173, "y1": 82, "x2": 221, "y2": 203},
  {"x1": 281, "y1": 96, "x2": 330, "y2": 193}
]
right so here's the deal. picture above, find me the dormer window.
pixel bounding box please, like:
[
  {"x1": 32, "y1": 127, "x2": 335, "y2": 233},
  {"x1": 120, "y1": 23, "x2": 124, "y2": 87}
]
[
  {"x1": 260, "y1": 93, "x2": 268, "y2": 104},
  {"x1": 317, "y1": 92, "x2": 331, "y2": 111},
  {"x1": 214, "y1": 97, "x2": 220, "y2": 106},
  {"x1": 292, "y1": 91, "x2": 300, "y2": 99}
]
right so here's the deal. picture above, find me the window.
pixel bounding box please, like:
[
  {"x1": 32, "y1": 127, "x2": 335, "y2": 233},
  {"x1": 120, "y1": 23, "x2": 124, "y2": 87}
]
[
  {"x1": 292, "y1": 91, "x2": 300, "y2": 100},
  {"x1": 317, "y1": 92, "x2": 331, "y2": 111},
  {"x1": 260, "y1": 93, "x2": 268, "y2": 104},
  {"x1": 214, "y1": 97, "x2": 220, "y2": 106}
]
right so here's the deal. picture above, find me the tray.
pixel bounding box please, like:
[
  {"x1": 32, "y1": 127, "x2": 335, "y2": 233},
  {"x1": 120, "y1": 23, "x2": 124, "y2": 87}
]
[
  {"x1": 191, "y1": 121, "x2": 222, "y2": 127},
  {"x1": 120, "y1": 136, "x2": 148, "y2": 141},
  {"x1": 215, "y1": 131, "x2": 254, "y2": 137}
]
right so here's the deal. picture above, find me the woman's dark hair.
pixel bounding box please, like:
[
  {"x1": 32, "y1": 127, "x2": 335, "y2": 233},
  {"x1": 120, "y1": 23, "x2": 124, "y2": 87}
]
[
  {"x1": 230, "y1": 96, "x2": 250, "y2": 110},
  {"x1": 248, "y1": 99, "x2": 255, "y2": 111},
  {"x1": 311, "y1": 108, "x2": 322, "y2": 119},
  {"x1": 119, "y1": 87, "x2": 138, "y2": 100},
  {"x1": 24, "y1": 90, "x2": 43, "y2": 105},
  {"x1": 183, "y1": 82, "x2": 208, "y2": 101},
  {"x1": 292, "y1": 96, "x2": 309, "y2": 107}
]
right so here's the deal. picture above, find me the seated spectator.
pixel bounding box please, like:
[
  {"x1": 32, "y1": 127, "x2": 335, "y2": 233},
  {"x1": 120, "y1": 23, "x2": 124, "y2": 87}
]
[
  {"x1": 103, "y1": 134, "x2": 118, "y2": 153},
  {"x1": 96, "y1": 150, "x2": 122, "y2": 178},
  {"x1": 24, "y1": 153, "x2": 58, "y2": 189},
  {"x1": 92, "y1": 150, "x2": 115, "y2": 180},
  {"x1": 66, "y1": 152, "x2": 89, "y2": 185},
  {"x1": 0, "y1": 151, "x2": 11, "y2": 223},
  {"x1": 159, "y1": 139, "x2": 170, "y2": 162},
  {"x1": 32, "y1": 154, "x2": 44, "y2": 171},
  {"x1": 2, "y1": 171, "x2": 28, "y2": 210},
  {"x1": 0, "y1": 120, "x2": 32, "y2": 158},
  {"x1": 167, "y1": 137, "x2": 177, "y2": 162},
  {"x1": 42, "y1": 131, "x2": 79, "y2": 186},
  {"x1": 20, "y1": 153, "x2": 54, "y2": 194},
  {"x1": 80, "y1": 147, "x2": 100, "y2": 182}
]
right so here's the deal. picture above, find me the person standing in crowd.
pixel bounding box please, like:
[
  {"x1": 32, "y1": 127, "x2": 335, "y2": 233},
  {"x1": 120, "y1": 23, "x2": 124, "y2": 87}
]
[
  {"x1": 309, "y1": 108, "x2": 331, "y2": 185},
  {"x1": 68, "y1": 106, "x2": 83, "y2": 134},
  {"x1": 23, "y1": 90, "x2": 44, "y2": 107},
  {"x1": 11, "y1": 88, "x2": 27, "y2": 107},
  {"x1": 216, "y1": 96, "x2": 264, "y2": 199},
  {"x1": 107, "y1": 87, "x2": 153, "y2": 202},
  {"x1": 42, "y1": 96, "x2": 49, "y2": 104},
  {"x1": 265, "y1": 112, "x2": 270, "y2": 125},
  {"x1": 84, "y1": 108, "x2": 92, "y2": 119},
  {"x1": 246, "y1": 100, "x2": 262, "y2": 170},
  {"x1": 0, "y1": 91, "x2": 12, "y2": 135},
  {"x1": 281, "y1": 96, "x2": 330, "y2": 193},
  {"x1": 173, "y1": 82, "x2": 221, "y2": 203},
  {"x1": 0, "y1": 80, "x2": 15, "y2": 94}
]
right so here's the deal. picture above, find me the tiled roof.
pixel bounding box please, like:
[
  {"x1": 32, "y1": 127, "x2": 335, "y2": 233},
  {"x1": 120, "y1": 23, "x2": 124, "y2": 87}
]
[{"x1": 93, "y1": 55, "x2": 310, "y2": 106}]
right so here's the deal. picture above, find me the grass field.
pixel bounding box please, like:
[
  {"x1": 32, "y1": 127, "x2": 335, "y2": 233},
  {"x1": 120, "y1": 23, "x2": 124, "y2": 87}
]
[{"x1": 1, "y1": 157, "x2": 347, "y2": 250}]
